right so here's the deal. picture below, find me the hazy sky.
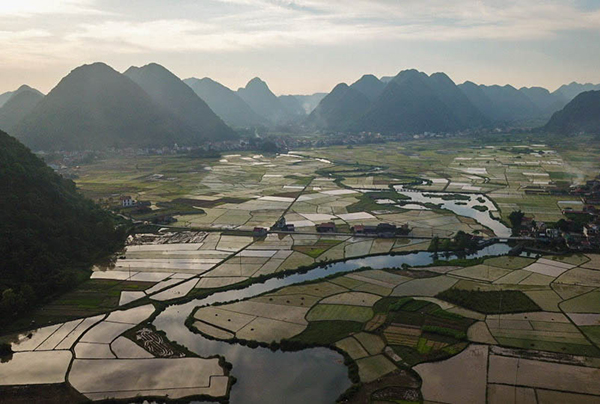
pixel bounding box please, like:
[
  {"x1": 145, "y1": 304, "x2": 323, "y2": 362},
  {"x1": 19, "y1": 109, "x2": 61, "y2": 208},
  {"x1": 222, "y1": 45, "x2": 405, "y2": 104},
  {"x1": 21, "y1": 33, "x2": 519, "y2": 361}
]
[{"x1": 1, "y1": 0, "x2": 600, "y2": 95}]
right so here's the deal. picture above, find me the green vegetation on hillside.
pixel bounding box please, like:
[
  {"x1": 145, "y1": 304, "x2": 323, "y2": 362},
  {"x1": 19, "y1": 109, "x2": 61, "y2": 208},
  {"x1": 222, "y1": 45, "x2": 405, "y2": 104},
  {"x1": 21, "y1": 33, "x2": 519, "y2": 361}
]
[{"x1": 0, "y1": 131, "x2": 127, "y2": 326}]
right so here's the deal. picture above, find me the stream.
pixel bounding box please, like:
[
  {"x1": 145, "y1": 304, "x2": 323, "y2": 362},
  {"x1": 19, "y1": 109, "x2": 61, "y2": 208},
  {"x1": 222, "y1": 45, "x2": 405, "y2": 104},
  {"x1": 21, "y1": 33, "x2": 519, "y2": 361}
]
[
  {"x1": 393, "y1": 185, "x2": 512, "y2": 238},
  {"x1": 153, "y1": 243, "x2": 513, "y2": 404}
]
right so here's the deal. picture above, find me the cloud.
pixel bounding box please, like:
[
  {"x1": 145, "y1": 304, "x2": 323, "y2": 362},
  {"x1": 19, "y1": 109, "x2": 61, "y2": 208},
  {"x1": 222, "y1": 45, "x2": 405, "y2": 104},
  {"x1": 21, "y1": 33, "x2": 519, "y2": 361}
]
[
  {"x1": 1, "y1": 0, "x2": 599, "y2": 70},
  {"x1": 0, "y1": 0, "x2": 105, "y2": 17},
  {"x1": 55, "y1": 0, "x2": 600, "y2": 55},
  {"x1": 210, "y1": 0, "x2": 600, "y2": 40}
]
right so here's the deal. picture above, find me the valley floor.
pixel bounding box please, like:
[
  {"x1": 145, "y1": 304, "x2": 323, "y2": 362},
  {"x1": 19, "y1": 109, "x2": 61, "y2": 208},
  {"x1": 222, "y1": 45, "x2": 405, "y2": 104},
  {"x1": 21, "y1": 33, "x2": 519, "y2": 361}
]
[{"x1": 3, "y1": 135, "x2": 600, "y2": 402}]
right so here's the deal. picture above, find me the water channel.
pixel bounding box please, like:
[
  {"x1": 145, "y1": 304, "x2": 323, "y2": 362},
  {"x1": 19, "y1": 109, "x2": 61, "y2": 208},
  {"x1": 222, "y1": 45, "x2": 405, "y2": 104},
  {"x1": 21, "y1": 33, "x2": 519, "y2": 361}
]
[
  {"x1": 154, "y1": 244, "x2": 513, "y2": 404},
  {"x1": 393, "y1": 185, "x2": 512, "y2": 238}
]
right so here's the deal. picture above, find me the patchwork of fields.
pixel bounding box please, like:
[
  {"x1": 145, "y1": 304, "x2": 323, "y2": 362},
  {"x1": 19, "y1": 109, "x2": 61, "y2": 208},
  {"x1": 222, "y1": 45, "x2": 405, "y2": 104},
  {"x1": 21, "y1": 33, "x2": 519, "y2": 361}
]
[
  {"x1": 191, "y1": 253, "x2": 600, "y2": 402},
  {"x1": 3, "y1": 136, "x2": 600, "y2": 402}
]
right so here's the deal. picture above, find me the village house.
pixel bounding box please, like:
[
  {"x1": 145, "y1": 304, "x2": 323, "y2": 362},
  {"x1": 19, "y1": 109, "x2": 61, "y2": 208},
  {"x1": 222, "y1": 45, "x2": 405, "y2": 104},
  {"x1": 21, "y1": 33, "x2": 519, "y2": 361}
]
[
  {"x1": 584, "y1": 223, "x2": 600, "y2": 240},
  {"x1": 152, "y1": 215, "x2": 177, "y2": 225},
  {"x1": 120, "y1": 195, "x2": 135, "y2": 207},
  {"x1": 317, "y1": 222, "x2": 336, "y2": 233},
  {"x1": 253, "y1": 227, "x2": 268, "y2": 237}
]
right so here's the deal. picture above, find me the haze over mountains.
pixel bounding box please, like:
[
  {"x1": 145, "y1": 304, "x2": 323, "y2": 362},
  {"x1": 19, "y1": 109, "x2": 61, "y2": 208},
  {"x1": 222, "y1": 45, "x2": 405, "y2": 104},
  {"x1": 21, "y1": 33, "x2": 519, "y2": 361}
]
[
  {"x1": 123, "y1": 63, "x2": 236, "y2": 141},
  {"x1": 184, "y1": 76, "x2": 324, "y2": 127},
  {"x1": 307, "y1": 83, "x2": 371, "y2": 130},
  {"x1": 289, "y1": 93, "x2": 327, "y2": 114},
  {"x1": 236, "y1": 77, "x2": 296, "y2": 125},
  {"x1": 12, "y1": 63, "x2": 205, "y2": 151},
  {"x1": 545, "y1": 91, "x2": 600, "y2": 135},
  {"x1": 310, "y1": 69, "x2": 597, "y2": 134},
  {"x1": 0, "y1": 85, "x2": 43, "y2": 109},
  {"x1": 554, "y1": 83, "x2": 600, "y2": 101},
  {"x1": 311, "y1": 69, "x2": 489, "y2": 133},
  {"x1": 1, "y1": 61, "x2": 598, "y2": 151},
  {"x1": 0, "y1": 85, "x2": 44, "y2": 133},
  {"x1": 184, "y1": 77, "x2": 267, "y2": 127}
]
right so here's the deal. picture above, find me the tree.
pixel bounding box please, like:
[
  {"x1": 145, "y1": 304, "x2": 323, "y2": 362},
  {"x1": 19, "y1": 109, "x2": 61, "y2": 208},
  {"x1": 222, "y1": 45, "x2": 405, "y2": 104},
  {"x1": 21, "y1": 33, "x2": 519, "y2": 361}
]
[
  {"x1": 0, "y1": 130, "x2": 128, "y2": 326},
  {"x1": 509, "y1": 210, "x2": 525, "y2": 229},
  {"x1": 429, "y1": 236, "x2": 440, "y2": 252}
]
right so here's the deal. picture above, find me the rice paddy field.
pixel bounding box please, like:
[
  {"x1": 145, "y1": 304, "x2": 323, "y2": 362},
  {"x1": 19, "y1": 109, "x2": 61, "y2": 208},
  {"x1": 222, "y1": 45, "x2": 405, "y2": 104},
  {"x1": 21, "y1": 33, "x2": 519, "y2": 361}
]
[
  {"x1": 3, "y1": 136, "x2": 600, "y2": 402},
  {"x1": 299, "y1": 135, "x2": 600, "y2": 224},
  {"x1": 2, "y1": 304, "x2": 229, "y2": 401},
  {"x1": 191, "y1": 252, "x2": 600, "y2": 403},
  {"x1": 73, "y1": 134, "x2": 600, "y2": 237}
]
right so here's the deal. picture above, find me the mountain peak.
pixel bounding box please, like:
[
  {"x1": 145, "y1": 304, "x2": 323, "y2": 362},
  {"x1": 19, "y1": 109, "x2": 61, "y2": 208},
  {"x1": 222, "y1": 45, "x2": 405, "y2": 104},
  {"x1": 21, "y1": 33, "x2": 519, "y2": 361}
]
[
  {"x1": 73, "y1": 62, "x2": 115, "y2": 75},
  {"x1": 184, "y1": 76, "x2": 267, "y2": 127},
  {"x1": 332, "y1": 83, "x2": 350, "y2": 92},
  {"x1": 237, "y1": 77, "x2": 291, "y2": 123},
  {"x1": 393, "y1": 69, "x2": 429, "y2": 85},
  {"x1": 124, "y1": 63, "x2": 236, "y2": 141},
  {"x1": 198, "y1": 77, "x2": 217, "y2": 84},
  {"x1": 350, "y1": 75, "x2": 385, "y2": 101},
  {"x1": 243, "y1": 77, "x2": 271, "y2": 92},
  {"x1": 461, "y1": 80, "x2": 478, "y2": 87},
  {"x1": 124, "y1": 63, "x2": 175, "y2": 80},
  {"x1": 248, "y1": 77, "x2": 266, "y2": 84},
  {"x1": 0, "y1": 86, "x2": 44, "y2": 132},
  {"x1": 430, "y1": 72, "x2": 455, "y2": 85},
  {"x1": 13, "y1": 62, "x2": 208, "y2": 150},
  {"x1": 16, "y1": 84, "x2": 35, "y2": 92},
  {"x1": 357, "y1": 74, "x2": 379, "y2": 81},
  {"x1": 545, "y1": 90, "x2": 600, "y2": 135}
]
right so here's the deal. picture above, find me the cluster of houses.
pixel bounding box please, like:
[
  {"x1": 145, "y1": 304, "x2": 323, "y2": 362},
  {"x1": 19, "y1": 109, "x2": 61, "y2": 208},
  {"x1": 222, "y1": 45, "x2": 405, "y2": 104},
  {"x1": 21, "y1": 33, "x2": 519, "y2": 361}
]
[
  {"x1": 520, "y1": 218, "x2": 599, "y2": 249},
  {"x1": 351, "y1": 223, "x2": 410, "y2": 237},
  {"x1": 118, "y1": 196, "x2": 177, "y2": 225},
  {"x1": 267, "y1": 217, "x2": 410, "y2": 238},
  {"x1": 519, "y1": 194, "x2": 600, "y2": 252},
  {"x1": 119, "y1": 196, "x2": 152, "y2": 212},
  {"x1": 566, "y1": 179, "x2": 600, "y2": 214}
]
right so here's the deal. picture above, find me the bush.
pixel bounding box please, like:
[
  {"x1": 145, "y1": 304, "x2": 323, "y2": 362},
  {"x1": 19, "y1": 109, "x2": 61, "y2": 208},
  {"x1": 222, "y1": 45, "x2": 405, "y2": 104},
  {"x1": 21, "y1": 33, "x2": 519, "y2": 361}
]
[
  {"x1": 373, "y1": 297, "x2": 412, "y2": 313},
  {"x1": 0, "y1": 342, "x2": 13, "y2": 356},
  {"x1": 422, "y1": 325, "x2": 466, "y2": 340},
  {"x1": 436, "y1": 289, "x2": 541, "y2": 314},
  {"x1": 289, "y1": 321, "x2": 363, "y2": 345}
]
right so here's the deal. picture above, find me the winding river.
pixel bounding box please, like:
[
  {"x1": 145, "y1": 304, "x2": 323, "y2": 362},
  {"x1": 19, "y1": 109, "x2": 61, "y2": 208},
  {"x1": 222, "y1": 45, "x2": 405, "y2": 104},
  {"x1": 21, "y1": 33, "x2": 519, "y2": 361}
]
[
  {"x1": 153, "y1": 243, "x2": 513, "y2": 404},
  {"x1": 394, "y1": 185, "x2": 512, "y2": 238}
]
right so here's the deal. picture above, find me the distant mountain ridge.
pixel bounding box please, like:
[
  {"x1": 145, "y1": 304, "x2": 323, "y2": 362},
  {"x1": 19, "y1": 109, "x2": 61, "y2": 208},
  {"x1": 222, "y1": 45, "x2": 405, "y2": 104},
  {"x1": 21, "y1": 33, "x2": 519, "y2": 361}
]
[
  {"x1": 124, "y1": 63, "x2": 237, "y2": 141},
  {"x1": 0, "y1": 86, "x2": 44, "y2": 132},
  {"x1": 13, "y1": 62, "x2": 201, "y2": 150},
  {"x1": 310, "y1": 69, "x2": 489, "y2": 133},
  {"x1": 555, "y1": 82, "x2": 600, "y2": 101},
  {"x1": 458, "y1": 82, "x2": 541, "y2": 124},
  {"x1": 0, "y1": 85, "x2": 43, "y2": 108},
  {"x1": 237, "y1": 77, "x2": 292, "y2": 124},
  {"x1": 289, "y1": 93, "x2": 327, "y2": 114},
  {"x1": 309, "y1": 69, "x2": 600, "y2": 132},
  {"x1": 2, "y1": 62, "x2": 599, "y2": 141},
  {"x1": 183, "y1": 77, "x2": 266, "y2": 127},
  {"x1": 545, "y1": 90, "x2": 600, "y2": 135},
  {"x1": 307, "y1": 83, "x2": 371, "y2": 130},
  {"x1": 519, "y1": 87, "x2": 568, "y2": 117}
]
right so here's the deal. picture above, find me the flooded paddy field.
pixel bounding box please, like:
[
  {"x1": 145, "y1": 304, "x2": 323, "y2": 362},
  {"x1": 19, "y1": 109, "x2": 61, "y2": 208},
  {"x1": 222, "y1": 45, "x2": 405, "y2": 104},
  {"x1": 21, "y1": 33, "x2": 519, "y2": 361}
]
[
  {"x1": 3, "y1": 229, "x2": 600, "y2": 402},
  {"x1": 3, "y1": 138, "x2": 600, "y2": 402}
]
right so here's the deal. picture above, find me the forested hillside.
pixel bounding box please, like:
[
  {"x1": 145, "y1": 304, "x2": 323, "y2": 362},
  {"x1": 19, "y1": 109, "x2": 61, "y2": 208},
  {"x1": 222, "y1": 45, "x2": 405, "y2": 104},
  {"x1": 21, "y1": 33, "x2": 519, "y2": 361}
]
[{"x1": 0, "y1": 131, "x2": 127, "y2": 325}]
